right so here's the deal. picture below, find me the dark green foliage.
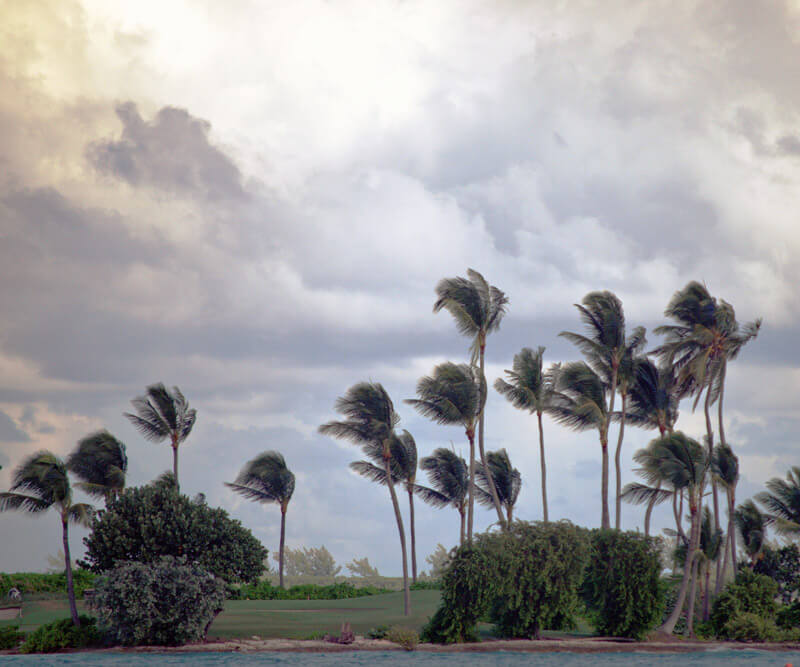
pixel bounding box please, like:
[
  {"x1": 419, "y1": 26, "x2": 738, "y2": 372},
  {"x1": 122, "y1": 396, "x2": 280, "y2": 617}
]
[
  {"x1": 581, "y1": 530, "x2": 665, "y2": 639},
  {"x1": 720, "y1": 612, "x2": 779, "y2": 642},
  {"x1": 19, "y1": 615, "x2": 101, "y2": 653},
  {"x1": 0, "y1": 625, "x2": 24, "y2": 650},
  {"x1": 777, "y1": 600, "x2": 800, "y2": 630},
  {"x1": 0, "y1": 570, "x2": 95, "y2": 597},
  {"x1": 91, "y1": 556, "x2": 226, "y2": 646},
  {"x1": 367, "y1": 625, "x2": 390, "y2": 639},
  {"x1": 81, "y1": 484, "x2": 266, "y2": 583},
  {"x1": 232, "y1": 581, "x2": 392, "y2": 600},
  {"x1": 409, "y1": 580, "x2": 441, "y2": 590},
  {"x1": 754, "y1": 543, "x2": 800, "y2": 604},
  {"x1": 710, "y1": 570, "x2": 778, "y2": 638}
]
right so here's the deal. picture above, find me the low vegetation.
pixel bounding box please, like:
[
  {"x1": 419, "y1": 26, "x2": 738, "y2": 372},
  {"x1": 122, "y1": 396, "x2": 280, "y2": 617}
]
[
  {"x1": 231, "y1": 581, "x2": 392, "y2": 600},
  {"x1": 19, "y1": 615, "x2": 101, "y2": 653}
]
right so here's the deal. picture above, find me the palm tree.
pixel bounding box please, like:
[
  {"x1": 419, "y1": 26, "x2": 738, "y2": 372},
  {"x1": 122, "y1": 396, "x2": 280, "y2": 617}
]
[
  {"x1": 225, "y1": 451, "x2": 295, "y2": 588},
  {"x1": 0, "y1": 451, "x2": 93, "y2": 626},
  {"x1": 66, "y1": 430, "x2": 128, "y2": 505},
  {"x1": 474, "y1": 449, "x2": 521, "y2": 524},
  {"x1": 494, "y1": 347, "x2": 556, "y2": 521},
  {"x1": 415, "y1": 447, "x2": 469, "y2": 545},
  {"x1": 434, "y1": 268, "x2": 508, "y2": 528},
  {"x1": 697, "y1": 507, "x2": 723, "y2": 622},
  {"x1": 405, "y1": 362, "x2": 485, "y2": 541},
  {"x1": 319, "y1": 382, "x2": 410, "y2": 616},
  {"x1": 548, "y1": 361, "x2": 612, "y2": 528},
  {"x1": 712, "y1": 444, "x2": 739, "y2": 594},
  {"x1": 735, "y1": 499, "x2": 768, "y2": 566},
  {"x1": 620, "y1": 480, "x2": 673, "y2": 538},
  {"x1": 350, "y1": 430, "x2": 420, "y2": 582},
  {"x1": 124, "y1": 383, "x2": 196, "y2": 493},
  {"x1": 756, "y1": 466, "x2": 800, "y2": 536}
]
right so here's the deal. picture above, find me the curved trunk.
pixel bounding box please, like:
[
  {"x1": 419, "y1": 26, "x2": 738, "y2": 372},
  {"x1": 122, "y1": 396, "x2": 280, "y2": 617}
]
[
  {"x1": 600, "y1": 435, "x2": 610, "y2": 530},
  {"x1": 407, "y1": 487, "x2": 417, "y2": 583},
  {"x1": 467, "y1": 431, "x2": 475, "y2": 543},
  {"x1": 279, "y1": 507, "x2": 286, "y2": 589},
  {"x1": 714, "y1": 361, "x2": 729, "y2": 595},
  {"x1": 685, "y1": 547, "x2": 700, "y2": 637},
  {"x1": 660, "y1": 495, "x2": 700, "y2": 635},
  {"x1": 537, "y1": 411, "x2": 548, "y2": 522},
  {"x1": 63, "y1": 517, "x2": 79, "y2": 627},
  {"x1": 704, "y1": 388, "x2": 720, "y2": 533},
  {"x1": 383, "y1": 453, "x2": 410, "y2": 616},
  {"x1": 644, "y1": 480, "x2": 662, "y2": 538},
  {"x1": 729, "y1": 487, "x2": 738, "y2": 574},
  {"x1": 478, "y1": 346, "x2": 507, "y2": 529},
  {"x1": 614, "y1": 391, "x2": 627, "y2": 530}
]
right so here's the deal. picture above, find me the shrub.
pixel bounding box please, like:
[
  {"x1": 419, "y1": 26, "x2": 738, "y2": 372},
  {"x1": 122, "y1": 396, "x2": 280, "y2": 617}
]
[
  {"x1": 0, "y1": 625, "x2": 24, "y2": 650},
  {"x1": 581, "y1": 530, "x2": 665, "y2": 639},
  {"x1": 90, "y1": 556, "x2": 226, "y2": 646},
  {"x1": 710, "y1": 570, "x2": 778, "y2": 638},
  {"x1": 19, "y1": 616, "x2": 101, "y2": 653},
  {"x1": 721, "y1": 612, "x2": 779, "y2": 642},
  {"x1": 0, "y1": 570, "x2": 96, "y2": 598},
  {"x1": 82, "y1": 484, "x2": 266, "y2": 583},
  {"x1": 409, "y1": 580, "x2": 441, "y2": 590},
  {"x1": 777, "y1": 600, "x2": 800, "y2": 630},
  {"x1": 386, "y1": 626, "x2": 419, "y2": 650},
  {"x1": 232, "y1": 581, "x2": 392, "y2": 600},
  {"x1": 367, "y1": 625, "x2": 389, "y2": 639},
  {"x1": 754, "y1": 544, "x2": 800, "y2": 604}
]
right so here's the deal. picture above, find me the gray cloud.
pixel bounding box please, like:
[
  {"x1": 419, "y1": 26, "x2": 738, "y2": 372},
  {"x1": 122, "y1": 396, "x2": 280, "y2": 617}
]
[{"x1": 0, "y1": 411, "x2": 29, "y2": 443}]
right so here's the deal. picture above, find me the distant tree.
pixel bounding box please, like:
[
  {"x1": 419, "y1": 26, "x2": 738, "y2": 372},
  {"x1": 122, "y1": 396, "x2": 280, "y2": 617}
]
[
  {"x1": 124, "y1": 383, "x2": 196, "y2": 492},
  {"x1": 67, "y1": 430, "x2": 128, "y2": 505},
  {"x1": 345, "y1": 557, "x2": 379, "y2": 577},
  {"x1": 425, "y1": 544, "x2": 451, "y2": 579},
  {"x1": 277, "y1": 546, "x2": 341, "y2": 577}
]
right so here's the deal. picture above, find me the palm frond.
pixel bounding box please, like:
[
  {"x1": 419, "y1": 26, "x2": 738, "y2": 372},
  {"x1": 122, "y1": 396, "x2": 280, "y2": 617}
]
[
  {"x1": 620, "y1": 482, "x2": 672, "y2": 506},
  {"x1": 0, "y1": 492, "x2": 51, "y2": 513}
]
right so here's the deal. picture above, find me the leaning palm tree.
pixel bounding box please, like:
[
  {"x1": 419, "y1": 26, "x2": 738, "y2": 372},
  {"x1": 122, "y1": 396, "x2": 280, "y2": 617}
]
[
  {"x1": 756, "y1": 466, "x2": 800, "y2": 536},
  {"x1": 225, "y1": 451, "x2": 295, "y2": 588},
  {"x1": 712, "y1": 444, "x2": 739, "y2": 593},
  {"x1": 548, "y1": 361, "x2": 612, "y2": 528},
  {"x1": 0, "y1": 451, "x2": 93, "y2": 626},
  {"x1": 405, "y1": 362, "x2": 485, "y2": 541},
  {"x1": 124, "y1": 383, "x2": 196, "y2": 492},
  {"x1": 735, "y1": 499, "x2": 769, "y2": 567},
  {"x1": 434, "y1": 269, "x2": 508, "y2": 528},
  {"x1": 474, "y1": 449, "x2": 521, "y2": 524},
  {"x1": 620, "y1": 479, "x2": 673, "y2": 538},
  {"x1": 415, "y1": 447, "x2": 469, "y2": 545},
  {"x1": 494, "y1": 346, "x2": 556, "y2": 521},
  {"x1": 66, "y1": 430, "x2": 128, "y2": 505},
  {"x1": 350, "y1": 430, "x2": 420, "y2": 582},
  {"x1": 319, "y1": 382, "x2": 410, "y2": 616}
]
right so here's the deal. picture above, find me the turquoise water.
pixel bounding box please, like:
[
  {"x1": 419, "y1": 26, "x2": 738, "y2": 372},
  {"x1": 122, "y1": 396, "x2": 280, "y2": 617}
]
[{"x1": 2, "y1": 651, "x2": 800, "y2": 666}]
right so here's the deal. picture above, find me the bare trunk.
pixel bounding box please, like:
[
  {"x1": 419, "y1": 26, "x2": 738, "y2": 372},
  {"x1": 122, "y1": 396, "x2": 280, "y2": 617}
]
[
  {"x1": 172, "y1": 441, "x2": 180, "y2": 493},
  {"x1": 703, "y1": 565, "x2": 711, "y2": 622},
  {"x1": 537, "y1": 412, "x2": 548, "y2": 522},
  {"x1": 383, "y1": 454, "x2": 410, "y2": 616},
  {"x1": 63, "y1": 518, "x2": 79, "y2": 627},
  {"x1": 614, "y1": 391, "x2": 627, "y2": 530},
  {"x1": 685, "y1": 548, "x2": 700, "y2": 637},
  {"x1": 714, "y1": 361, "x2": 728, "y2": 595},
  {"x1": 279, "y1": 508, "x2": 286, "y2": 589},
  {"x1": 408, "y1": 488, "x2": 417, "y2": 583},
  {"x1": 716, "y1": 498, "x2": 732, "y2": 596},
  {"x1": 644, "y1": 480, "x2": 662, "y2": 538},
  {"x1": 600, "y1": 436, "x2": 610, "y2": 530},
  {"x1": 660, "y1": 498, "x2": 700, "y2": 635},
  {"x1": 467, "y1": 431, "x2": 475, "y2": 543},
  {"x1": 704, "y1": 388, "x2": 720, "y2": 534},
  {"x1": 729, "y1": 487, "x2": 737, "y2": 574},
  {"x1": 478, "y1": 346, "x2": 507, "y2": 528},
  {"x1": 459, "y1": 506, "x2": 465, "y2": 546}
]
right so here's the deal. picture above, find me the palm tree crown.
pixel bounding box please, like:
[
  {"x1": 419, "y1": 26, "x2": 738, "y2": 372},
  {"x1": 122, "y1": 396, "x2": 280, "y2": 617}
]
[
  {"x1": 415, "y1": 447, "x2": 469, "y2": 545},
  {"x1": 626, "y1": 359, "x2": 679, "y2": 435},
  {"x1": 66, "y1": 430, "x2": 128, "y2": 504},
  {"x1": 756, "y1": 467, "x2": 800, "y2": 536},
  {"x1": 474, "y1": 448, "x2": 521, "y2": 523}
]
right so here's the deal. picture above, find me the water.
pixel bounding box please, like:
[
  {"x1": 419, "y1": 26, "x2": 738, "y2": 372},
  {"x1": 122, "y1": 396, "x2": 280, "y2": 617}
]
[{"x1": 2, "y1": 651, "x2": 799, "y2": 666}]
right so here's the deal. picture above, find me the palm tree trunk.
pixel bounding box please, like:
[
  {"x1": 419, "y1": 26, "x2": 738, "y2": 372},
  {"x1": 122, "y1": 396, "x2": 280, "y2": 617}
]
[
  {"x1": 478, "y1": 347, "x2": 507, "y2": 529},
  {"x1": 459, "y1": 506, "x2": 465, "y2": 546},
  {"x1": 614, "y1": 392, "x2": 627, "y2": 530},
  {"x1": 62, "y1": 518, "x2": 79, "y2": 627},
  {"x1": 729, "y1": 488, "x2": 737, "y2": 575},
  {"x1": 600, "y1": 434, "x2": 610, "y2": 530},
  {"x1": 644, "y1": 480, "x2": 662, "y2": 538},
  {"x1": 716, "y1": 500, "x2": 731, "y2": 596},
  {"x1": 172, "y1": 442, "x2": 180, "y2": 493},
  {"x1": 704, "y1": 388, "x2": 720, "y2": 533},
  {"x1": 685, "y1": 548, "x2": 700, "y2": 637},
  {"x1": 537, "y1": 411, "x2": 548, "y2": 522},
  {"x1": 703, "y1": 565, "x2": 711, "y2": 621},
  {"x1": 467, "y1": 432, "x2": 475, "y2": 543},
  {"x1": 279, "y1": 508, "x2": 286, "y2": 589},
  {"x1": 407, "y1": 488, "x2": 417, "y2": 583},
  {"x1": 713, "y1": 360, "x2": 728, "y2": 595},
  {"x1": 660, "y1": 498, "x2": 700, "y2": 635},
  {"x1": 383, "y1": 455, "x2": 410, "y2": 616}
]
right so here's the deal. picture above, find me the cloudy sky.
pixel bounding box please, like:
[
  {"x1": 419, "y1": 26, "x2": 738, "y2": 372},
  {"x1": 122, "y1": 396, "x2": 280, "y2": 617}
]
[{"x1": 1, "y1": 0, "x2": 798, "y2": 575}]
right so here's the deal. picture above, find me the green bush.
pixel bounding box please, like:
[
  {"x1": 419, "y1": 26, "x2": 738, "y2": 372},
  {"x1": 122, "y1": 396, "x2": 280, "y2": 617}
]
[
  {"x1": 82, "y1": 484, "x2": 266, "y2": 583},
  {"x1": 232, "y1": 581, "x2": 391, "y2": 600},
  {"x1": 90, "y1": 556, "x2": 226, "y2": 646},
  {"x1": 581, "y1": 530, "x2": 665, "y2": 639},
  {"x1": 0, "y1": 570, "x2": 96, "y2": 598},
  {"x1": 710, "y1": 570, "x2": 778, "y2": 638},
  {"x1": 386, "y1": 625, "x2": 419, "y2": 650},
  {"x1": 721, "y1": 612, "x2": 779, "y2": 642},
  {"x1": 409, "y1": 580, "x2": 441, "y2": 590},
  {"x1": 754, "y1": 544, "x2": 800, "y2": 604},
  {"x1": 777, "y1": 600, "x2": 800, "y2": 629},
  {"x1": 367, "y1": 625, "x2": 389, "y2": 639},
  {"x1": 19, "y1": 616, "x2": 101, "y2": 653},
  {"x1": 0, "y1": 625, "x2": 25, "y2": 650}
]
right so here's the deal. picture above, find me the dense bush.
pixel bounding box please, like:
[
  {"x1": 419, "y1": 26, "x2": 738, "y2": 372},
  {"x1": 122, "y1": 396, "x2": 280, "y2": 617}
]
[
  {"x1": 0, "y1": 570, "x2": 96, "y2": 598},
  {"x1": 386, "y1": 626, "x2": 419, "y2": 650},
  {"x1": 710, "y1": 570, "x2": 778, "y2": 638},
  {"x1": 409, "y1": 580, "x2": 441, "y2": 590},
  {"x1": 90, "y1": 556, "x2": 226, "y2": 646},
  {"x1": 0, "y1": 625, "x2": 25, "y2": 650},
  {"x1": 778, "y1": 600, "x2": 800, "y2": 630},
  {"x1": 19, "y1": 616, "x2": 101, "y2": 653},
  {"x1": 581, "y1": 530, "x2": 665, "y2": 639},
  {"x1": 232, "y1": 581, "x2": 392, "y2": 600},
  {"x1": 754, "y1": 544, "x2": 800, "y2": 604},
  {"x1": 721, "y1": 612, "x2": 779, "y2": 642},
  {"x1": 82, "y1": 484, "x2": 267, "y2": 583}
]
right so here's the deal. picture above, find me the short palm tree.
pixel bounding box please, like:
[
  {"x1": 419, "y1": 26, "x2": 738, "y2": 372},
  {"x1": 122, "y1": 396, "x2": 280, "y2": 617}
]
[
  {"x1": 712, "y1": 444, "x2": 739, "y2": 593},
  {"x1": 735, "y1": 499, "x2": 768, "y2": 566},
  {"x1": 434, "y1": 269, "x2": 508, "y2": 528},
  {"x1": 405, "y1": 362, "x2": 485, "y2": 541},
  {"x1": 415, "y1": 447, "x2": 469, "y2": 545},
  {"x1": 66, "y1": 430, "x2": 128, "y2": 505},
  {"x1": 350, "y1": 430, "x2": 420, "y2": 582},
  {"x1": 0, "y1": 451, "x2": 93, "y2": 626},
  {"x1": 474, "y1": 449, "x2": 521, "y2": 524},
  {"x1": 124, "y1": 383, "x2": 196, "y2": 492},
  {"x1": 319, "y1": 382, "x2": 410, "y2": 616},
  {"x1": 225, "y1": 451, "x2": 295, "y2": 588},
  {"x1": 756, "y1": 466, "x2": 800, "y2": 536},
  {"x1": 494, "y1": 347, "x2": 555, "y2": 521}
]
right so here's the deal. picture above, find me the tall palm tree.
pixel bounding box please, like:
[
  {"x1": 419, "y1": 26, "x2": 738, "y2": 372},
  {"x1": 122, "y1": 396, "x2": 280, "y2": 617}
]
[
  {"x1": 474, "y1": 449, "x2": 521, "y2": 524},
  {"x1": 415, "y1": 447, "x2": 469, "y2": 545},
  {"x1": 0, "y1": 452, "x2": 93, "y2": 626},
  {"x1": 434, "y1": 268, "x2": 508, "y2": 528},
  {"x1": 756, "y1": 466, "x2": 800, "y2": 536},
  {"x1": 66, "y1": 430, "x2": 128, "y2": 505},
  {"x1": 405, "y1": 362, "x2": 485, "y2": 541},
  {"x1": 712, "y1": 444, "x2": 739, "y2": 594},
  {"x1": 319, "y1": 382, "x2": 410, "y2": 616},
  {"x1": 124, "y1": 383, "x2": 196, "y2": 493},
  {"x1": 548, "y1": 361, "x2": 612, "y2": 528},
  {"x1": 350, "y1": 430, "x2": 420, "y2": 582},
  {"x1": 735, "y1": 499, "x2": 768, "y2": 566},
  {"x1": 494, "y1": 347, "x2": 555, "y2": 521},
  {"x1": 225, "y1": 451, "x2": 295, "y2": 588}
]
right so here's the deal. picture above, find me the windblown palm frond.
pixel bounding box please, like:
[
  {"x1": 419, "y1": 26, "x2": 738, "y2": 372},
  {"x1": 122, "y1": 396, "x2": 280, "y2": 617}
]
[
  {"x1": 474, "y1": 449, "x2": 521, "y2": 520},
  {"x1": 417, "y1": 448, "x2": 468, "y2": 509},
  {"x1": 711, "y1": 444, "x2": 739, "y2": 489},
  {"x1": 620, "y1": 482, "x2": 672, "y2": 507},
  {"x1": 67, "y1": 430, "x2": 127, "y2": 501},
  {"x1": 125, "y1": 383, "x2": 196, "y2": 444},
  {"x1": 735, "y1": 499, "x2": 769, "y2": 562},
  {"x1": 756, "y1": 466, "x2": 800, "y2": 535},
  {"x1": 226, "y1": 451, "x2": 295, "y2": 506},
  {"x1": 405, "y1": 363, "x2": 484, "y2": 428},
  {"x1": 548, "y1": 362, "x2": 607, "y2": 431},
  {"x1": 494, "y1": 346, "x2": 554, "y2": 413},
  {"x1": 625, "y1": 359, "x2": 679, "y2": 432}
]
